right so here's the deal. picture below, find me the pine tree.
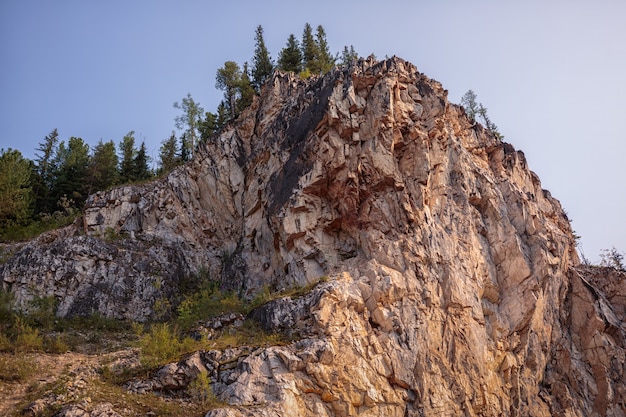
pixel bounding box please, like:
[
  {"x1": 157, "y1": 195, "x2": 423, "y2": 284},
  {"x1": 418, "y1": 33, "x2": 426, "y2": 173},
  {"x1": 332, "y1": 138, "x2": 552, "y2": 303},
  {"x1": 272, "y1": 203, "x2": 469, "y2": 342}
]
[
  {"x1": 0, "y1": 148, "x2": 33, "y2": 229},
  {"x1": 216, "y1": 101, "x2": 229, "y2": 131},
  {"x1": 277, "y1": 34, "x2": 302, "y2": 73},
  {"x1": 199, "y1": 112, "x2": 217, "y2": 142},
  {"x1": 33, "y1": 129, "x2": 60, "y2": 214},
  {"x1": 158, "y1": 132, "x2": 180, "y2": 174},
  {"x1": 251, "y1": 25, "x2": 274, "y2": 91},
  {"x1": 180, "y1": 133, "x2": 191, "y2": 163},
  {"x1": 339, "y1": 45, "x2": 359, "y2": 66},
  {"x1": 52, "y1": 137, "x2": 90, "y2": 209},
  {"x1": 301, "y1": 23, "x2": 319, "y2": 74},
  {"x1": 237, "y1": 62, "x2": 255, "y2": 115},
  {"x1": 461, "y1": 90, "x2": 479, "y2": 122},
  {"x1": 315, "y1": 25, "x2": 335, "y2": 73},
  {"x1": 133, "y1": 141, "x2": 152, "y2": 181},
  {"x1": 87, "y1": 139, "x2": 118, "y2": 193},
  {"x1": 119, "y1": 131, "x2": 137, "y2": 183}
]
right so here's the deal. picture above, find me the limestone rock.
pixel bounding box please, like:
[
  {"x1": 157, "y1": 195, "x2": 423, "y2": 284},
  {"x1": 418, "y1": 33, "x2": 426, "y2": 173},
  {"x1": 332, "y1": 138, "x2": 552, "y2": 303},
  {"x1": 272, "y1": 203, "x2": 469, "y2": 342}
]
[{"x1": 2, "y1": 57, "x2": 624, "y2": 416}]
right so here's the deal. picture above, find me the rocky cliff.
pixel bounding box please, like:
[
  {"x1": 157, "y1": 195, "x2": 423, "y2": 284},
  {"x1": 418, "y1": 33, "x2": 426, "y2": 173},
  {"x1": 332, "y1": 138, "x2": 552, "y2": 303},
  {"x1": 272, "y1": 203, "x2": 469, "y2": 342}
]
[{"x1": 1, "y1": 57, "x2": 624, "y2": 416}]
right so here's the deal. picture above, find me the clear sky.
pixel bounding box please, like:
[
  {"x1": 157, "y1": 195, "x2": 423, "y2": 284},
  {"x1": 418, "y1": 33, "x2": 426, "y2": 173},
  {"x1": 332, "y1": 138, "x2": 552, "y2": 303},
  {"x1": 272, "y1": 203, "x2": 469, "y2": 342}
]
[{"x1": 1, "y1": 0, "x2": 624, "y2": 262}]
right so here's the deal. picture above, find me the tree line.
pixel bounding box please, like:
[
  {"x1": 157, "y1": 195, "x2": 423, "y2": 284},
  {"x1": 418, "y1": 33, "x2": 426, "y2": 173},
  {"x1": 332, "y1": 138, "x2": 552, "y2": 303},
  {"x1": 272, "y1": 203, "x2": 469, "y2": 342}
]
[{"x1": 0, "y1": 23, "x2": 359, "y2": 239}]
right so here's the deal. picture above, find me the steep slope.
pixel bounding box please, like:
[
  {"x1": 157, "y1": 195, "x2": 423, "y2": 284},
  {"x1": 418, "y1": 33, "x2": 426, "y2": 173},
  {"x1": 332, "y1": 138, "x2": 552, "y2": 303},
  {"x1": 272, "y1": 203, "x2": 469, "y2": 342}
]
[{"x1": 1, "y1": 57, "x2": 624, "y2": 416}]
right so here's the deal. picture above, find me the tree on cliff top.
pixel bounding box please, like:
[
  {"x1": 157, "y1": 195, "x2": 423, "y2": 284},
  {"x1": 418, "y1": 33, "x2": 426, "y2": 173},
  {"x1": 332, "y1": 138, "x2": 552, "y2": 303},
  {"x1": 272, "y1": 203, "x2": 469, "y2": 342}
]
[
  {"x1": 277, "y1": 34, "x2": 303, "y2": 74},
  {"x1": 251, "y1": 25, "x2": 274, "y2": 91}
]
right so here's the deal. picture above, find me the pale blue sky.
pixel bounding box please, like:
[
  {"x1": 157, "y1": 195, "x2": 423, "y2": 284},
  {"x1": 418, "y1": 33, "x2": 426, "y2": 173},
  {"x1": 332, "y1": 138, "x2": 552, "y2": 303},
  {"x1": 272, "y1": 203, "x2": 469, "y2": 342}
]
[{"x1": 1, "y1": 0, "x2": 624, "y2": 262}]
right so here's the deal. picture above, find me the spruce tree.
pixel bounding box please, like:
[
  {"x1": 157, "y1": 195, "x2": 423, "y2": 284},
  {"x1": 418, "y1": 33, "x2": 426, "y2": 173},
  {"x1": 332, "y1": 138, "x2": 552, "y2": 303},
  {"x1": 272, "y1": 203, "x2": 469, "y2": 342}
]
[
  {"x1": 237, "y1": 62, "x2": 255, "y2": 115},
  {"x1": 315, "y1": 25, "x2": 335, "y2": 73},
  {"x1": 119, "y1": 131, "x2": 137, "y2": 183},
  {"x1": 133, "y1": 141, "x2": 152, "y2": 181},
  {"x1": 52, "y1": 137, "x2": 90, "y2": 209},
  {"x1": 158, "y1": 132, "x2": 180, "y2": 174},
  {"x1": 199, "y1": 112, "x2": 217, "y2": 141},
  {"x1": 277, "y1": 34, "x2": 302, "y2": 73},
  {"x1": 339, "y1": 45, "x2": 359, "y2": 66},
  {"x1": 87, "y1": 139, "x2": 118, "y2": 193},
  {"x1": 301, "y1": 23, "x2": 319, "y2": 74},
  {"x1": 33, "y1": 129, "x2": 60, "y2": 214},
  {"x1": 251, "y1": 25, "x2": 274, "y2": 91},
  {"x1": 0, "y1": 148, "x2": 33, "y2": 229}
]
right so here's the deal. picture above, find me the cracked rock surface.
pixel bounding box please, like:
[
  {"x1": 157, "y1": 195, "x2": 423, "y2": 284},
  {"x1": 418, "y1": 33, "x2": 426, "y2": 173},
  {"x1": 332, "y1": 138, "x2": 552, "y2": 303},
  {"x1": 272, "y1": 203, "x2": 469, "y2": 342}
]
[{"x1": 2, "y1": 57, "x2": 624, "y2": 416}]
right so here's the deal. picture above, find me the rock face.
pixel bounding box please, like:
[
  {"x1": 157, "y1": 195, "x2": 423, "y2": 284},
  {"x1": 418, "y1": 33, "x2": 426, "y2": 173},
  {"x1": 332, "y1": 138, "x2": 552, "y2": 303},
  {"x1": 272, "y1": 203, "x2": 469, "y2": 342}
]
[{"x1": 2, "y1": 57, "x2": 625, "y2": 416}]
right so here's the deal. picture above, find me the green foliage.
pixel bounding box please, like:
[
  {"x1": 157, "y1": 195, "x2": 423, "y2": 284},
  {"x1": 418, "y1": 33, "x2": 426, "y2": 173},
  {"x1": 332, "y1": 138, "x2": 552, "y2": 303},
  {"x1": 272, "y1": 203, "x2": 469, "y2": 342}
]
[
  {"x1": 187, "y1": 371, "x2": 218, "y2": 405},
  {"x1": 461, "y1": 90, "x2": 503, "y2": 139},
  {"x1": 158, "y1": 132, "x2": 180, "y2": 175},
  {"x1": 237, "y1": 62, "x2": 256, "y2": 115},
  {"x1": 461, "y1": 90, "x2": 479, "y2": 122},
  {"x1": 87, "y1": 139, "x2": 119, "y2": 193},
  {"x1": 0, "y1": 148, "x2": 34, "y2": 231},
  {"x1": 315, "y1": 25, "x2": 335, "y2": 73},
  {"x1": 251, "y1": 25, "x2": 274, "y2": 91},
  {"x1": 174, "y1": 93, "x2": 205, "y2": 158},
  {"x1": 33, "y1": 129, "x2": 60, "y2": 214},
  {"x1": 51, "y1": 137, "x2": 90, "y2": 209},
  {"x1": 14, "y1": 316, "x2": 44, "y2": 353},
  {"x1": 135, "y1": 322, "x2": 195, "y2": 368},
  {"x1": 216, "y1": 61, "x2": 243, "y2": 120},
  {"x1": 339, "y1": 45, "x2": 359, "y2": 66},
  {"x1": 277, "y1": 34, "x2": 303, "y2": 73},
  {"x1": 301, "y1": 23, "x2": 319, "y2": 73},
  {"x1": 104, "y1": 226, "x2": 120, "y2": 242},
  {"x1": 133, "y1": 141, "x2": 153, "y2": 181}
]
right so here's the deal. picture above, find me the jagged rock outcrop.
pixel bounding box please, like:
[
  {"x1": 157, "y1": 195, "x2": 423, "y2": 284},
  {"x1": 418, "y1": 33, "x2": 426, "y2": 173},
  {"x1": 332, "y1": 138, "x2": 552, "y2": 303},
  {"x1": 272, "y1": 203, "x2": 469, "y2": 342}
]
[{"x1": 2, "y1": 57, "x2": 624, "y2": 416}]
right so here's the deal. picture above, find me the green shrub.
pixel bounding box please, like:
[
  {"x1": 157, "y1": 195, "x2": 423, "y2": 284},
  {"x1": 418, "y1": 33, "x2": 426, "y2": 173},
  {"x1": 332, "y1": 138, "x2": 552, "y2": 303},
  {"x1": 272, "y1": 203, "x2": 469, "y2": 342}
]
[
  {"x1": 136, "y1": 323, "x2": 195, "y2": 368},
  {"x1": 14, "y1": 317, "x2": 44, "y2": 352},
  {"x1": 187, "y1": 371, "x2": 218, "y2": 405}
]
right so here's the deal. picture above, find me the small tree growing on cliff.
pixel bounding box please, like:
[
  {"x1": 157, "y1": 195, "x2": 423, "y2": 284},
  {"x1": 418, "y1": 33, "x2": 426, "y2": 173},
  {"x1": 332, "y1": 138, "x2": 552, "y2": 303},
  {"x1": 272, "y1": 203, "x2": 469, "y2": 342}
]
[
  {"x1": 461, "y1": 90, "x2": 503, "y2": 139},
  {"x1": 599, "y1": 247, "x2": 625, "y2": 271},
  {"x1": 251, "y1": 25, "x2": 274, "y2": 91}
]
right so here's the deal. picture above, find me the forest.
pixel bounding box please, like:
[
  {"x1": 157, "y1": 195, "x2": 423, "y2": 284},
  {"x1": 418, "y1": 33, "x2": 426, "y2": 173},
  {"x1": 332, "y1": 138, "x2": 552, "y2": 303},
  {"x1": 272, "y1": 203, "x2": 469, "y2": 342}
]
[{"x1": 0, "y1": 24, "x2": 360, "y2": 241}]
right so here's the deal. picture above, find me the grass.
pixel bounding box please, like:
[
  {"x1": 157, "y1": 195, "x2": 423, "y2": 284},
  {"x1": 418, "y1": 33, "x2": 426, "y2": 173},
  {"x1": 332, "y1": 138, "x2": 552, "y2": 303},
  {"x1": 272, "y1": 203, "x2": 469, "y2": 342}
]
[{"x1": 0, "y1": 269, "x2": 329, "y2": 416}]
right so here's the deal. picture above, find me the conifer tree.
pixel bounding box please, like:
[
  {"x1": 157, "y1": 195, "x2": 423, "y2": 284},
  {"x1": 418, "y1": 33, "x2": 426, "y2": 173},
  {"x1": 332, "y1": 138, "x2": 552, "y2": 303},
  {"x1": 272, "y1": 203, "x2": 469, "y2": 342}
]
[
  {"x1": 277, "y1": 34, "x2": 302, "y2": 73},
  {"x1": 119, "y1": 131, "x2": 137, "y2": 183},
  {"x1": 215, "y1": 101, "x2": 229, "y2": 130},
  {"x1": 33, "y1": 129, "x2": 60, "y2": 214},
  {"x1": 461, "y1": 90, "x2": 479, "y2": 122},
  {"x1": 315, "y1": 25, "x2": 335, "y2": 73},
  {"x1": 52, "y1": 137, "x2": 90, "y2": 208},
  {"x1": 199, "y1": 112, "x2": 218, "y2": 142},
  {"x1": 133, "y1": 141, "x2": 152, "y2": 181},
  {"x1": 251, "y1": 25, "x2": 274, "y2": 91},
  {"x1": 87, "y1": 139, "x2": 118, "y2": 194},
  {"x1": 301, "y1": 23, "x2": 319, "y2": 74},
  {"x1": 158, "y1": 132, "x2": 180, "y2": 174},
  {"x1": 0, "y1": 148, "x2": 33, "y2": 229},
  {"x1": 339, "y1": 45, "x2": 359, "y2": 66},
  {"x1": 237, "y1": 62, "x2": 255, "y2": 115}
]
